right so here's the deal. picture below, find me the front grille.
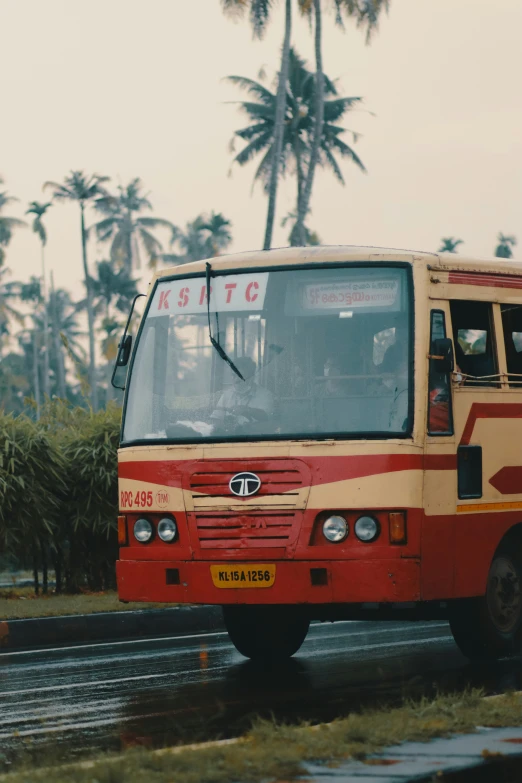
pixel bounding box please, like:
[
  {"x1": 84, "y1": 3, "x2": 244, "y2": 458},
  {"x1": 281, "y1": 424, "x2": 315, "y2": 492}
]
[
  {"x1": 194, "y1": 510, "x2": 299, "y2": 550},
  {"x1": 190, "y1": 468, "x2": 304, "y2": 509},
  {"x1": 186, "y1": 460, "x2": 310, "y2": 557}
]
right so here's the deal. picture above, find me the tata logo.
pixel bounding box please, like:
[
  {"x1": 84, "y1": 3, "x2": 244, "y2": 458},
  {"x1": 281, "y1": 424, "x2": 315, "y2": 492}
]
[{"x1": 229, "y1": 472, "x2": 261, "y2": 497}]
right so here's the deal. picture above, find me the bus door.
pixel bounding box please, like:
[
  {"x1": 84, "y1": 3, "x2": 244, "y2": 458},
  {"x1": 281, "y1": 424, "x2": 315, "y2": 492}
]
[
  {"x1": 448, "y1": 299, "x2": 516, "y2": 597},
  {"x1": 450, "y1": 300, "x2": 506, "y2": 507},
  {"x1": 422, "y1": 303, "x2": 457, "y2": 600}
]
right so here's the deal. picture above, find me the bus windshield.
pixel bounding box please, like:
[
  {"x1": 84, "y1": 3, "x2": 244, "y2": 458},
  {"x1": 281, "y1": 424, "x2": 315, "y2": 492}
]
[{"x1": 122, "y1": 265, "x2": 412, "y2": 443}]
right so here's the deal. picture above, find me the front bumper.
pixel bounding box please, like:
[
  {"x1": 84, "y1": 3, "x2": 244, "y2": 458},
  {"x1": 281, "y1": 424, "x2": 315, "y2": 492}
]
[{"x1": 117, "y1": 558, "x2": 421, "y2": 605}]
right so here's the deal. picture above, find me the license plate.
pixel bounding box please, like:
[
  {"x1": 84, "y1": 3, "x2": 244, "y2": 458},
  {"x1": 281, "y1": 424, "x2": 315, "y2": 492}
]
[{"x1": 210, "y1": 564, "x2": 276, "y2": 588}]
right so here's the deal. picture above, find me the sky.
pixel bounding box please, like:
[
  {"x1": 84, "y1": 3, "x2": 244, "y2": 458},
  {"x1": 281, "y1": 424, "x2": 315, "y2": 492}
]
[{"x1": 1, "y1": 0, "x2": 521, "y2": 300}]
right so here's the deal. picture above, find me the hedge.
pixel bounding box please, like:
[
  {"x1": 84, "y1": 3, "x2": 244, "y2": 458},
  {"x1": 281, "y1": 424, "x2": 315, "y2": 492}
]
[{"x1": 0, "y1": 401, "x2": 121, "y2": 593}]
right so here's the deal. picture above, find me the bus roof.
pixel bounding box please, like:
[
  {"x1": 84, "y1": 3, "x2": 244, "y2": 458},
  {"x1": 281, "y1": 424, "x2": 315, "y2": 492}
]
[{"x1": 152, "y1": 245, "x2": 522, "y2": 283}]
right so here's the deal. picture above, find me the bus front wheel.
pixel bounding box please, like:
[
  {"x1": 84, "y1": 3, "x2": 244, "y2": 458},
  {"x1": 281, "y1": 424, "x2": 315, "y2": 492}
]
[
  {"x1": 449, "y1": 551, "x2": 522, "y2": 660},
  {"x1": 223, "y1": 605, "x2": 310, "y2": 661}
]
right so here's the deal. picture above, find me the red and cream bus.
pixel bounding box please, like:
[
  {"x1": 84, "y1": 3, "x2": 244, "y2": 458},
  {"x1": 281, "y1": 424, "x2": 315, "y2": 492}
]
[{"x1": 115, "y1": 246, "x2": 522, "y2": 661}]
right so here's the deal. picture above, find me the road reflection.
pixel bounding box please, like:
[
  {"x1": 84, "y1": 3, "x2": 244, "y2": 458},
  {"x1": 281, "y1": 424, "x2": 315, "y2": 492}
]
[{"x1": 4, "y1": 622, "x2": 522, "y2": 768}]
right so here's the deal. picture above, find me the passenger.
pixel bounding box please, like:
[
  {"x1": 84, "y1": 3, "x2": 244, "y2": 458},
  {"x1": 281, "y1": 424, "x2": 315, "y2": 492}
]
[
  {"x1": 381, "y1": 324, "x2": 409, "y2": 376},
  {"x1": 380, "y1": 326, "x2": 409, "y2": 431},
  {"x1": 211, "y1": 357, "x2": 274, "y2": 423},
  {"x1": 322, "y1": 356, "x2": 348, "y2": 396}
]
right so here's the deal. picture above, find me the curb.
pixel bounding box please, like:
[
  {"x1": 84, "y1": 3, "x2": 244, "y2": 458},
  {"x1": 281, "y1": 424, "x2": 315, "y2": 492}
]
[{"x1": 0, "y1": 605, "x2": 225, "y2": 651}]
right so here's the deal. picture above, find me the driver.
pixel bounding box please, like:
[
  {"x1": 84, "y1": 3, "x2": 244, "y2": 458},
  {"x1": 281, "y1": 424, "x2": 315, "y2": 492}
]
[{"x1": 211, "y1": 357, "x2": 274, "y2": 424}]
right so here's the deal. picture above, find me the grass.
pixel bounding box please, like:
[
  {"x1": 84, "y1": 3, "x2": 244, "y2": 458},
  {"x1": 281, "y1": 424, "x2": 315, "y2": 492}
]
[
  {"x1": 3, "y1": 690, "x2": 522, "y2": 782},
  {"x1": 0, "y1": 588, "x2": 176, "y2": 620}
]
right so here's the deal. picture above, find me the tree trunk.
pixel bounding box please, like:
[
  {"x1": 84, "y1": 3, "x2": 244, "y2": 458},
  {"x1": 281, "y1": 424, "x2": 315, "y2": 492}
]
[
  {"x1": 262, "y1": 0, "x2": 292, "y2": 251},
  {"x1": 291, "y1": 139, "x2": 305, "y2": 246},
  {"x1": 50, "y1": 272, "x2": 67, "y2": 399},
  {"x1": 105, "y1": 299, "x2": 113, "y2": 404},
  {"x1": 296, "y1": 0, "x2": 324, "y2": 246},
  {"x1": 32, "y1": 547, "x2": 39, "y2": 596},
  {"x1": 41, "y1": 243, "x2": 51, "y2": 401},
  {"x1": 41, "y1": 539, "x2": 48, "y2": 595},
  {"x1": 53, "y1": 540, "x2": 63, "y2": 594},
  {"x1": 33, "y1": 329, "x2": 41, "y2": 420},
  {"x1": 81, "y1": 204, "x2": 98, "y2": 410},
  {"x1": 126, "y1": 217, "x2": 134, "y2": 271}
]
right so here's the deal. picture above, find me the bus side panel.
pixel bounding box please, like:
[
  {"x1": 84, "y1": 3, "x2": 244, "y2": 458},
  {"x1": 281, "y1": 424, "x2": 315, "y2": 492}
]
[
  {"x1": 420, "y1": 512, "x2": 455, "y2": 600},
  {"x1": 452, "y1": 394, "x2": 522, "y2": 597},
  {"x1": 421, "y1": 447, "x2": 458, "y2": 600}
]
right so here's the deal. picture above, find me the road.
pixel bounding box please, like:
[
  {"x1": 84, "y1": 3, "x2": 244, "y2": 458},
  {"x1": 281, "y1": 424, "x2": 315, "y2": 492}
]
[{"x1": 2, "y1": 620, "x2": 522, "y2": 765}]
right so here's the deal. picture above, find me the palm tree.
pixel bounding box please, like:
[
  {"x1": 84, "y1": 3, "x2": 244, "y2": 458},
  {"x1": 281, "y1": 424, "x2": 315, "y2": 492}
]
[
  {"x1": 16, "y1": 279, "x2": 44, "y2": 420},
  {"x1": 91, "y1": 260, "x2": 138, "y2": 404},
  {"x1": 167, "y1": 217, "x2": 209, "y2": 264},
  {"x1": 44, "y1": 171, "x2": 110, "y2": 410},
  {"x1": 0, "y1": 266, "x2": 24, "y2": 357},
  {"x1": 222, "y1": 0, "x2": 292, "y2": 250},
  {"x1": 495, "y1": 233, "x2": 517, "y2": 259},
  {"x1": 0, "y1": 180, "x2": 26, "y2": 354},
  {"x1": 48, "y1": 275, "x2": 87, "y2": 400},
  {"x1": 26, "y1": 201, "x2": 52, "y2": 399},
  {"x1": 165, "y1": 213, "x2": 234, "y2": 264},
  {"x1": 295, "y1": 0, "x2": 389, "y2": 244},
  {"x1": 92, "y1": 260, "x2": 139, "y2": 317},
  {"x1": 282, "y1": 211, "x2": 321, "y2": 245},
  {"x1": 17, "y1": 324, "x2": 42, "y2": 420},
  {"x1": 0, "y1": 178, "x2": 26, "y2": 267},
  {"x1": 200, "y1": 212, "x2": 233, "y2": 256},
  {"x1": 228, "y1": 49, "x2": 365, "y2": 243},
  {"x1": 438, "y1": 237, "x2": 464, "y2": 254},
  {"x1": 91, "y1": 179, "x2": 174, "y2": 271},
  {"x1": 0, "y1": 350, "x2": 32, "y2": 415}
]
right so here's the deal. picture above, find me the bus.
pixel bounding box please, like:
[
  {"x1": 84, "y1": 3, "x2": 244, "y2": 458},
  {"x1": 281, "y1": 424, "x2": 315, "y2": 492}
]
[{"x1": 115, "y1": 245, "x2": 522, "y2": 661}]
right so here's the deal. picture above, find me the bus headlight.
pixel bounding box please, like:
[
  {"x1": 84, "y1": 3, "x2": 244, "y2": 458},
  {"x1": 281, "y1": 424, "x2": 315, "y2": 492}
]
[
  {"x1": 323, "y1": 515, "x2": 348, "y2": 543},
  {"x1": 354, "y1": 515, "x2": 380, "y2": 542},
  {"x1": 158, "y1": 517, "x2": 177, "y2": 543},
  {"x1": 134, "y1": 518, "x2": 153, "y2": 543}
]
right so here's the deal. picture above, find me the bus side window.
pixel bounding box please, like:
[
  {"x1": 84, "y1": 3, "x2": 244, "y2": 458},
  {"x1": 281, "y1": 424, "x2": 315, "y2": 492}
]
[
  {"x1": 449, "y1": 301, "x2": 499, "y2": 386},
  {"x1": 428, "y1": 310, "x2": 453, "y2": 435},
  {"x1": 501, "y1": 304, "x2": 522, "y2": 387}
]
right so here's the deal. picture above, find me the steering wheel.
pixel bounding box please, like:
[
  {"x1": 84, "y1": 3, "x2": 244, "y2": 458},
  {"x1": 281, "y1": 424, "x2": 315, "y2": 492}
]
[{"x1": 231, "y1": 405, "x2": 268, "y2": 422}]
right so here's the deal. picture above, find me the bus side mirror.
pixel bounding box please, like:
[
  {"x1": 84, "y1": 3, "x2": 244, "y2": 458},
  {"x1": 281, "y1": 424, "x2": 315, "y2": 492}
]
[
  {"x1": 117, "y1": 334, "x2": 132, "y2": 367},
  {"x1": 432, "y1": 337, "x2": 454, "y2": 373}
]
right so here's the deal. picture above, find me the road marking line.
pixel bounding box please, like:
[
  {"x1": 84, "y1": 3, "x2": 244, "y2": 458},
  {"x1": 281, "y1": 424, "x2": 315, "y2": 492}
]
[
  {"x1": 0, "y1": 630, "x2": 229, "y2": 658},
  {"x1": 0, "y1": 621, "x2": 448, "y2": 660}
]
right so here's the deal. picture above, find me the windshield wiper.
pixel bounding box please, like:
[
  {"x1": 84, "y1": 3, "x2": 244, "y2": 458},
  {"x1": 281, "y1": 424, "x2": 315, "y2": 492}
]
[{"x1": 205, "y1": 262, "x2": 245, "y2": 382}]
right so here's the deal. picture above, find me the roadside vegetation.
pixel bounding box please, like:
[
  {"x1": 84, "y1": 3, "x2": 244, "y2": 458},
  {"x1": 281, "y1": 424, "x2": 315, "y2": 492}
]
[
  {"x1": 0, "y1": 401, "x2": 121, "y2": 596},
  {"x1": 0, "y1": 588, "x2": 176, "y2": 619},
  {"x1": 3, "y1": 691, "x2": 522, "y2": 782}
]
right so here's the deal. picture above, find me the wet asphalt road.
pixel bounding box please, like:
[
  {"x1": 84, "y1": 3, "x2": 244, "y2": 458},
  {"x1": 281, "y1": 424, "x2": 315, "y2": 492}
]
[{"x1": 2, "y1": 620, "x2": 522, "y2": 764}]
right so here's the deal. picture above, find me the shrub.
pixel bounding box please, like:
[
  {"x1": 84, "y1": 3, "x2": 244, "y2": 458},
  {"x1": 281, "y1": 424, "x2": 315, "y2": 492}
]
[
  {"x1": 0, "y1": 413, "x2": 64, "y2": 590},
  {"x1": 0, "y1": 403, "x2": 122, "y2": 594},
  {"x1": 57, "y1": 404, "x2": 121, "y2": 591}
]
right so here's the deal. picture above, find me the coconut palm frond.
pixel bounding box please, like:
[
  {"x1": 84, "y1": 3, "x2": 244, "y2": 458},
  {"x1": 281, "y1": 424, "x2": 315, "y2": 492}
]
[
  {"x1": 138, "y1": 227, "x2": 163, "y2": 265},
  {"x1": 225, "y1": 75, "x2": 275, "y2": 104},
  {"x1": 135, "y1": 217, "x2": 175, "y2": 231},
  {"x1": 249, "y1": 0, "x2": 275, "y2": 38},
  {"x1": 323, "y1": 148, "x2": 346, "y2": 184},
  {"x1": 329, "y1": 134, "x2": 367, "y2": 172},
  {"x1": 233, "y1": 131, "x2": 273, "y2": 168}
]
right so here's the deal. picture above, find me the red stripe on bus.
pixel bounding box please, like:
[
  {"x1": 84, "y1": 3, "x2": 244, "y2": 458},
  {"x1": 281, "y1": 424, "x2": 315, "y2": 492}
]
[
  {"x1": 489, "y1": 466, "x2": 522, "y2": 495},
  {"x1": 118, "y1": 461, "x2": 186, "y2": 488},
  {"x1": 460, "y1": 402, "x2": 522, "y2": 446},
  {"x1": 449, "y1": 272, "x2": 522, "y2": 289},
  {"x1": 118, "y1": 453, "x2": 456, "y2": 488}
]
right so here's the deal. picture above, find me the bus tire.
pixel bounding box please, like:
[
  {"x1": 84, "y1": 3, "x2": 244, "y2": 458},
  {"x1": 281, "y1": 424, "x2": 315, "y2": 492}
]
[
  {"x1": 222, "y1": 605, "x2": 310, "y2": 661},
  {"x1": 449, "y1": 550, "x2": 522, "y2": 660}
]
